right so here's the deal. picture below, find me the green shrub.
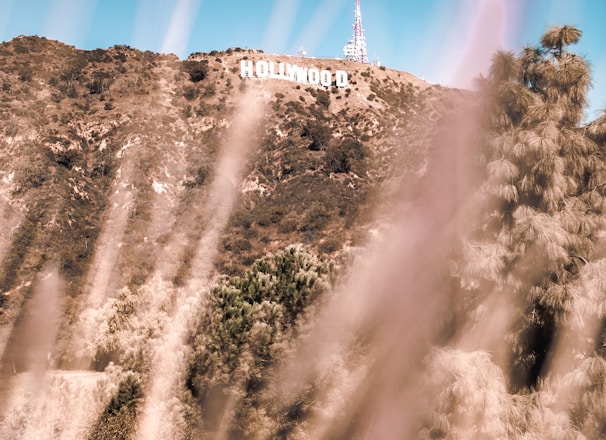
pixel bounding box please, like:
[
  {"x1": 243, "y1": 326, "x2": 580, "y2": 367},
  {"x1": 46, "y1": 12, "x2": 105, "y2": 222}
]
[
  {"x1": 319, "y1": 238, "x2": 340, "y2": 254},
  {"x1": 182, "y1": 60, "x2": 208, "y2": 83},
  {"x1": 316, "y1": 90, "x2": 330, "y2": 108},
  {"x1": 203, "y1": 84, "x2": 215, "y2": 97},
  {"x1": 87, "y1": 48, "x2": 112, "y2": 63},
  {"x1": 301, "y1": 121, "x2": 331, "y2": 151},
  {"x1": 88, "y1": 373, "x2": 142, "y2": 440},
  {"x1": 18, "y1": 65, "x2": 33, "y2": 82},
  {"x1": 183, "y1": 85, "x2": 198, "y2": 100},
  {"x1": 325, "y1": 137, "x2": 367, "y2": 174},
  {"x1": 188, "y1": 246, "x2": 329, "y2": 396}
]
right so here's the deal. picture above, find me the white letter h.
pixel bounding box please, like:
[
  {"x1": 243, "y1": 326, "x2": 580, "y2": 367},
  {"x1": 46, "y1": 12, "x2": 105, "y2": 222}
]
[{"x1": 240, "y1": 60, "x2": 254, "y2": 78}]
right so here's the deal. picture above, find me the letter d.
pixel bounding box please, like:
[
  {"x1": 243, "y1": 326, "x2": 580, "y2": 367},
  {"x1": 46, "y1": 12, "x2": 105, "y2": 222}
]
[{"x1": 335, "y1": 70, "x2": 348, "y2": 88}]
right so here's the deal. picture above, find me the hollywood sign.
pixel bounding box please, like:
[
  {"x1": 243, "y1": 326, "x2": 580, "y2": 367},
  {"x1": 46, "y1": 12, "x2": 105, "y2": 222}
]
[{"x1": 240, "y1": 60, "x2": 348, "y2": 88}]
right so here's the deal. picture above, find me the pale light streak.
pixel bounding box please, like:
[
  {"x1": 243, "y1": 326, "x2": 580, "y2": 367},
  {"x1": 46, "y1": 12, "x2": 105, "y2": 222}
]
[
  {"x1": 136, "y1": 87, "x2": 266, "y2": 440},
  {"x1": 161, "y1": 0, "x2": 202, "y2": 56},
  {"x1": 418, "y1": 0, "x2": 523, "y2": 89},
  {"x1": 262, "y1": 0, "x2": 302, "y2": 54},
  {"x1": 291, "y1": 0, "x2": 348, "y2": 56},
  {"x1": 43, "y1": 0, "x2": 97, "y2": 47}
]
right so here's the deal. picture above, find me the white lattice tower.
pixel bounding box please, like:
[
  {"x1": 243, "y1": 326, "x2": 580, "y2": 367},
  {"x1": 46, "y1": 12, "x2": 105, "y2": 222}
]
[{"x1": 344, "y1": 0, "x2": 368, "y2": 63}]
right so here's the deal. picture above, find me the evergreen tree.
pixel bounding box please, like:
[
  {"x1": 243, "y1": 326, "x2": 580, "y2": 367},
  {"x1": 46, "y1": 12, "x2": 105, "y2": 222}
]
[
  {"x1": 429, "y1": 25, "x2": 606, "y2": 439},
  {"x1": 186, "y1": 245, "x2": 330, "y2": 436},
  {"x1": 468, "y1": 24, "x2": 606, "y2": 389}
]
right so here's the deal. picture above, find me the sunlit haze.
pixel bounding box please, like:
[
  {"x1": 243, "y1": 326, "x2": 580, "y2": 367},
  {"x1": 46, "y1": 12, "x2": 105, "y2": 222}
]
[{"x1": 1, "y1": 0, "x2": 605, "y2": 118}]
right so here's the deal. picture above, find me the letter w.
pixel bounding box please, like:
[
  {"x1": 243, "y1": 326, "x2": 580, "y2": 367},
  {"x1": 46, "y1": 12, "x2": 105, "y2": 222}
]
[{"x1": 287, "y1": 64, "x2": 308, "y2": 83}]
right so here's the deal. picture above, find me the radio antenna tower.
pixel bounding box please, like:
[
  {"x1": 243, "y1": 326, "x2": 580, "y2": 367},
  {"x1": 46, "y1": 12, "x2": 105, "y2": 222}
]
[{"x1": 343, "y1": 0, "x2": 368, "y2": 63}]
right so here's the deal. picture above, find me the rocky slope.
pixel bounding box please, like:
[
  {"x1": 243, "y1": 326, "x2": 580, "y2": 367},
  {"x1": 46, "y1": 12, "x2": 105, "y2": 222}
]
[{"x1": 0, "y1": 36, "x2": 462, "y2": 438}]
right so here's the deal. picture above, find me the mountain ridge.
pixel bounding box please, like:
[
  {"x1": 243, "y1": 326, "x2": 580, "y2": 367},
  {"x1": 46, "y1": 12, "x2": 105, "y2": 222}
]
[
  {"x1": 3, "y1": 30, "x2": 606, "y2": 439},
  {"x1": 0, "y1": 36, "x2": 464, "y2": 439}
]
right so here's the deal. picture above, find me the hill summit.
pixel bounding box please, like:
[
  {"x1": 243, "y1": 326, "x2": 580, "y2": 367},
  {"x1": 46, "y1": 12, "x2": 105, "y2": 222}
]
[
  {"x1": 2, "y1": 28, "x2": 605, "y2": 439},
  {"x1": 0, "y1": 35, "x2": 457, "y2": 438}
]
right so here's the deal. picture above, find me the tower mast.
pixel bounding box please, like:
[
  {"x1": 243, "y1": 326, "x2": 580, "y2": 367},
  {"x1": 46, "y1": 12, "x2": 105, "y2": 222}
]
[{"x1": 343, "y1": 0, "x2": 368, "y2": 63}]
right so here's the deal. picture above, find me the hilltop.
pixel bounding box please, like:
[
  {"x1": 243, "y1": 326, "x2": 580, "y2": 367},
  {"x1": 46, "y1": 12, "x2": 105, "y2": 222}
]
[
  {"x1": 0, "y1": 26, "x2": 606, "y2": 440},
  {"x1": 0, "y1": 36, "x2": 464, "y2": 438},
  {"x1": 0, "y1": 35, "x2": 455, "y2": 286},
  {"x1": 2, "y1": 29, "x2": 606, "y2": 439}
]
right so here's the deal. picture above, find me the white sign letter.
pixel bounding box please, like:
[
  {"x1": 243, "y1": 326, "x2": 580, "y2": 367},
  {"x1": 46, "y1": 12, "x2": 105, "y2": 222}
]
[
  {"x1": 293, "y1": 65, "x2": 308, "y2": 83},
  {"x1": 269, "y1": 62, "x2": 278, "y2": 79},
  {"x1": 308, "y1": 68, "x2": 320, "y2": 85},
  {"x1": 320, "y1": 70, "x2": 332, "y2": 87},
  {"x1": 335, "y1": 70, "x2": 348, "y2": 88},
  {"x1": 256, "y1": 60, "x2": 269, "y2": 78},
  {"x1": 240, "y1": 60, "x2": 254, "y2": 78}
]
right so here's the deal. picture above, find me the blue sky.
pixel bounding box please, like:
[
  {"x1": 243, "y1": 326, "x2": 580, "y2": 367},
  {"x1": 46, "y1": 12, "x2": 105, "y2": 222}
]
[{"x1": 1, "y1": 0, "x2": 605, "y2": 119}]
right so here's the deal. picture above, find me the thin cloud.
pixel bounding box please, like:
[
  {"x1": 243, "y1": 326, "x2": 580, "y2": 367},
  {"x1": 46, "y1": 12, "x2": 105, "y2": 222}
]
[
  {"x1": 262, "y1": 0, "x2": 302, "y2": 54},
  {"x1": 291, "y1": 0, "x2": 348, "y2": 56},
  {"x1": 44, "y1": 0, "x2": 97, "y2": 47},
  {"x1": 161, "y1": 0, "x2": 203, "y2": 56}
]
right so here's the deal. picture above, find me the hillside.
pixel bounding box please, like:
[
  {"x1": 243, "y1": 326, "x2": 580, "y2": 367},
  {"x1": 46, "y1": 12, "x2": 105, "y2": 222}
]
[
  {"x1": 0, "y1": 36, "x2": 461, "y2": 439},
  {"x1": 1, "y1": 29, "x2": 605, "y2": 440}
]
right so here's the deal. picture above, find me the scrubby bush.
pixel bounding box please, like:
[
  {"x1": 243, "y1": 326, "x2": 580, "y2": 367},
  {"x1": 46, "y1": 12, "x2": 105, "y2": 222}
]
[
  {"x1": 85, "y1": 286, "x2": 170, "y2": 371},
  {"x1": 87, "y1": 48, "x2": 112, "y2": 63},
  {"x1": 301, "y1": 121, "x2": 331, "y2": 151},
  {"x1": 188, "y1": 245, "x2": 329, "y2": 397},
  {"x1": 18, "y1": 65, "x2": 33, "y2": 82},
  {"x1": 88, "y1": 373, "x2": 142, "y2": 440},
  {"x1": 316, "y1": 89, "x2": 330, "y2": 108},
  {"x1": 183, "y1": 86, "x2": 198, "y2": 101},
  {"x1": 325, "y1": 137, "x2": 367, "y2": 174},
  {"x1": 182, "y1": 60, "x2": 208, "y2": 83}
]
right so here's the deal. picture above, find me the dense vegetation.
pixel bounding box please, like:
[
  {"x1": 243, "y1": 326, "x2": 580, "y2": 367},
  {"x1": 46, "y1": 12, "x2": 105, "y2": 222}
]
[
  {"x1": 187, "y1": 245, "x2": 331, "y2": 438},
  {"x1": 421, "y1": 25, "x2": 606, "y2": 439}
]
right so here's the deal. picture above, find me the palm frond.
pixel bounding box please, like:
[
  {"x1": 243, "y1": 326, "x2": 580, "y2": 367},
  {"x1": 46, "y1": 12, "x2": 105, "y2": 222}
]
[
  {"x1": 531, "y1": 155, "x2": 564, "y2": 178},
  {"x1": 490, "y1": 50, "x2": 519, "y2": 82},
  {"x1": 582, "y1": 189, "x2": 606, "y2": 213},
  {"x1": 422, "y1": 349, "x2": 512, "y2": 439},
  {"x1": 461, "y1": 241, "x2": 508, "y2": 282},
  {"x1": 521, "y1": 127, "x2": 558, "y2": 156},
  {"x1": 488, "y1": 133, "x2": 516, "y2": 156},
  {"x1": 556, "y1": 53, "x2": 591, "y2": 90},
  {"x1": 512, "y1": 207, "x2": 572, "y2": 260},
  {"x1": 541, "y1": 25, "x2": 582, "y2": 57},
  {"x1": 497, "y1": 183, "x2": 519, "y2": 203},
  {"x1": 540, "y1": 185, "x2": 565, "y2": 212},
  {"x1": 560, "y1": 128, "x2": 594, "y2": 155},
  {"x1": 587, "y1": 109, "x2": 606, "y2": 141},
  {"x1": 487, "y1": 158, "x2": 519, "y2": 182},
  {"x1": 521, "y1": 46, "x2": 545, "y2": 91},
  {"x1": 499, "y1": 82, "x2": 537, "y2": 125},
  {"x1": 523, "y1": 102, "x2": 564, "y2": 126}
]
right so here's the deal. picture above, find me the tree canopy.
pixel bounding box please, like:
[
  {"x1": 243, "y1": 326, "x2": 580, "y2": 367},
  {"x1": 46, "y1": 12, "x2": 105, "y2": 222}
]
[{"x1": 426, "y1": 25, "x2": 606, "y2": 439}]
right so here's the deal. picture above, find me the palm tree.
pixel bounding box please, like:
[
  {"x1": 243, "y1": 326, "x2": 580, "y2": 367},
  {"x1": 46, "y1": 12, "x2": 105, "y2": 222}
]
[
  {"x1": 444, "y1": 23, "x2": 606, "y2": 430},
  {"x1": 419, "y1": 23, "x2": 606, "y2": 440}
]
